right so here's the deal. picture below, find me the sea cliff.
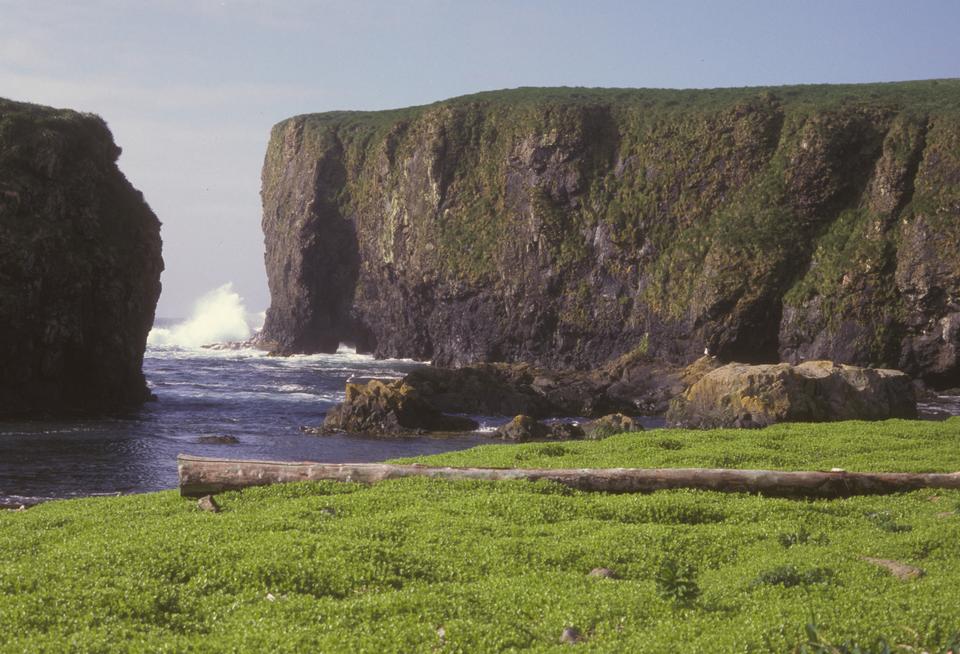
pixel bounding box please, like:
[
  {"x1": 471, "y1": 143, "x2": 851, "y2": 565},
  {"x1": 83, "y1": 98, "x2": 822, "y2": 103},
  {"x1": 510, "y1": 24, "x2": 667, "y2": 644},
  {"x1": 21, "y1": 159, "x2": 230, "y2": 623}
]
[
  {"x1": 0, "y1": 98, "x2": 163, "y2": 414},
  {"x1": 261, "y1": 80, "x2": 960, "y2": 386}
]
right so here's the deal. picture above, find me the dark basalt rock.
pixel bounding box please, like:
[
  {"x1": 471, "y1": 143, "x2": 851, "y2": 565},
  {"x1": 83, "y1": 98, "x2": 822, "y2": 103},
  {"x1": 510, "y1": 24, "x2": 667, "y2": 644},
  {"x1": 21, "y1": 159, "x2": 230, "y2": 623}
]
[
  {"x1": 402, "y1": 364, "x2": 556, "y2": 417},
  {"x1": 196, "y1": 435, "x2": 240, "y2": 445},
  {"x1": 260, "y1": 82, "x2": 960, "y2": 387},
  {"x1": 0, "y1": 98, "x2": 163, "y2": 415},
  {"x1": 404, "y1": 352, "x2": 716, "y2": 420}
]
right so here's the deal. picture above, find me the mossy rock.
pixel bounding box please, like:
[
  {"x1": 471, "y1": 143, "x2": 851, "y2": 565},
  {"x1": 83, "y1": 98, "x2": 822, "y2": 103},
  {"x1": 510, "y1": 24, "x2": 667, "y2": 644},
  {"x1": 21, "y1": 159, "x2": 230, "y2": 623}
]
[
  {"x1": 667, "y1": 360, "x2": 917, "y2": 428},
  {"x1": 584, "y1": 414, "x2": 642, "y2": 440}
]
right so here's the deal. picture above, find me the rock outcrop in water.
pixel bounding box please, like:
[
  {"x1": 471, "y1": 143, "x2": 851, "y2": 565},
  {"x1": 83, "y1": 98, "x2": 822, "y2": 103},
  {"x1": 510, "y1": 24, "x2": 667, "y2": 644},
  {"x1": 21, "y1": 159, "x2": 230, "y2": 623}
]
[
  {"x1": 0, "y1": 98, "x2": 163, "y2": 415},
  {"x1": 322, "y1": 379, "x2": 479, "y2": 434},
  {"x1": 261, "y1": 81, "x2": 960, "y2": 386}
]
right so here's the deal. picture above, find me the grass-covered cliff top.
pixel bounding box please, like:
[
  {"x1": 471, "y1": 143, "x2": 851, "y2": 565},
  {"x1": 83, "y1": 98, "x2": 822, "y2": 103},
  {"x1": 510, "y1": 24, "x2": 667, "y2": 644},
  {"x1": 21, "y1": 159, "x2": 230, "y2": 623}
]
[
  {"x1": 279, "y1": 78, "x2": 960, "y2": 132},
  {"x1": 0, "y1": 97, "x2": 110, "y2": 144},
  {"x1": 3, "y1": 419, "x2": 960, "y2": 652},
  {"x1": 0, "y1": 96, "x2": 119, "y2": 180}
]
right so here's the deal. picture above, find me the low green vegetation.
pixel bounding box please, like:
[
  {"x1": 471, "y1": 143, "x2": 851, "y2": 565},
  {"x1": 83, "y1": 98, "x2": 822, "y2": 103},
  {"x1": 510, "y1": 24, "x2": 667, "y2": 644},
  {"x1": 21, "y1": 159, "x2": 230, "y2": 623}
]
[
  {"x1": 3, "y1": 419, "x2": 960, "y2": 652},
  {"x1": 404, "y1": 417, "x2": 960, "y2": 472}
]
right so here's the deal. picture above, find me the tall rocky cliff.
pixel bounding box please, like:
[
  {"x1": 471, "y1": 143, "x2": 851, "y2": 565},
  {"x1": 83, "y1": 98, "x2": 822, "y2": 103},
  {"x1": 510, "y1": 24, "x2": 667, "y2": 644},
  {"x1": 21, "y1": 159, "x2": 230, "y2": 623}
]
[
  {"x1": 261, "y1": 81, "x2": 960, "y2": 386},
  {"x1": 0, "y1": 98, "x2": 163, "y2": 415}
]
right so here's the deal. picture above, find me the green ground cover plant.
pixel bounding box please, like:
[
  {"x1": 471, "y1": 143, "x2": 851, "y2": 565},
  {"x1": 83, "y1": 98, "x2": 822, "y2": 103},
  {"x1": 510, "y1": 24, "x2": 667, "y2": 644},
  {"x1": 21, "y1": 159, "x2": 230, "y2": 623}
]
[
  {"x1": 403, "y1": 417, "x2": 960, "y2": 472},
  {"x1": 2, "y1": 419, "x2": 960, "y2": 652}
]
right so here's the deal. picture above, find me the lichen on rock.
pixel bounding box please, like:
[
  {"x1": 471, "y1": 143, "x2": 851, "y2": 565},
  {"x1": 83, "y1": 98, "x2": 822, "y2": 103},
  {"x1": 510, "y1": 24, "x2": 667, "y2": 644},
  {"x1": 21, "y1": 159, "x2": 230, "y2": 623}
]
[{"x1": 666, "y1": 360, "x2": 917, "y2": 428}]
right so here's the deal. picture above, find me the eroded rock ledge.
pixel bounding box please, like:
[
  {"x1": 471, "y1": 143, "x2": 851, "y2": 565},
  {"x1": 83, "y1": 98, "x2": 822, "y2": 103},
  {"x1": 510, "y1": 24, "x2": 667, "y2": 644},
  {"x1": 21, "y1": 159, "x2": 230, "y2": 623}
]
[{"x1": 0, "y1": 98, "x2": 163, "y2": 415}]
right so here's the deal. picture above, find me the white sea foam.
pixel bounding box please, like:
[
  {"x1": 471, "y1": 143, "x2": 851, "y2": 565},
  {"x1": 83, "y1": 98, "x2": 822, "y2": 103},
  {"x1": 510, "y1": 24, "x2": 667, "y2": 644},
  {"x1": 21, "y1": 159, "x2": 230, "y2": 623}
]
[{"x1": 148, "y1": 283, "x2": 257, "y2": 349}]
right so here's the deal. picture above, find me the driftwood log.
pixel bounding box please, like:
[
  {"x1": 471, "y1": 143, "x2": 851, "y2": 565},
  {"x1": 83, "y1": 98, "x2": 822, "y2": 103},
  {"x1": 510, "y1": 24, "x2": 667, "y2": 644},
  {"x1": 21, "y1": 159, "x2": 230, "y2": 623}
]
[{"x1": 178, "y1": 454, "x2": 960, "y2": 499}]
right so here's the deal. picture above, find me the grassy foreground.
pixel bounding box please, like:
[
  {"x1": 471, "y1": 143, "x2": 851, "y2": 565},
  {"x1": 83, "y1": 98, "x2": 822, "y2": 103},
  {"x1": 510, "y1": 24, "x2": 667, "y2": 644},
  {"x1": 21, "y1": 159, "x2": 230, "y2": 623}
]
[{"x1": 1, "y1": 420, "x2": 960, "y2": 652}]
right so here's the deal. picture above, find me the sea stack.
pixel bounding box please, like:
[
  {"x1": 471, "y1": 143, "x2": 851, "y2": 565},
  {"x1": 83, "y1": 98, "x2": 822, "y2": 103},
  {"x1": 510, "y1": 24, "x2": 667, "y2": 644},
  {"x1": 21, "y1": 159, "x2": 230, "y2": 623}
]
[
  {"x1": 260, "y1": 81, "x2": 960, "y2": 387},
  {"x1": 0, "y1": 98, "x2": 163, "y2": 415}
]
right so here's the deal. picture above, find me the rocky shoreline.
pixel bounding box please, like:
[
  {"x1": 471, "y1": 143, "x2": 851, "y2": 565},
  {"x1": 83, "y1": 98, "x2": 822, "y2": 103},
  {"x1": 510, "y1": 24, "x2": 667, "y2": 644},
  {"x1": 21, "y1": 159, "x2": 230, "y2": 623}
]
[{"x1": 307, "y1": 354, "x2": 920, "y2": 439}]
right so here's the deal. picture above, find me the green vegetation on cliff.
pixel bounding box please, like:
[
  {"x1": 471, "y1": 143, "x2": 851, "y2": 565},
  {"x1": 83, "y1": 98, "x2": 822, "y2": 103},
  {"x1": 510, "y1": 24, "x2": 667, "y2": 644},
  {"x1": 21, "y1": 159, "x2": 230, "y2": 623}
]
[{"x1": 4, "y1": 419, "x2": 960, "y2": 652}]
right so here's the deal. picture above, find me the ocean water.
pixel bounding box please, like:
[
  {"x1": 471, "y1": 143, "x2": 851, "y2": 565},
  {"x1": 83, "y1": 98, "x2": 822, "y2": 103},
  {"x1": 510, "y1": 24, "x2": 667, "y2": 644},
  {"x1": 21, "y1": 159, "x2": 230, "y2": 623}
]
[{"x1": 0, "y1": 344, "x2": 494, "y2": 506}]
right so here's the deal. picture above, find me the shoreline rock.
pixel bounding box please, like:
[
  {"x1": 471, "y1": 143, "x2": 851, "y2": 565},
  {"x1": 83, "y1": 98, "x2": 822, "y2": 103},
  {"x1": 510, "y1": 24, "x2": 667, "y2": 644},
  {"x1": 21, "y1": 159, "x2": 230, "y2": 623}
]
[
  {"x1": 493, "y1": 415, "x2": 586, "y2": 442},
  {"x1": 583, "y1": 414, "x2": 642, "y2": 440},
  {"x1": 667, "y1": 360, "x2": 917, "y2": 428},
  {"x1": 312, "y1": 354, "x2": 717, "y2": 438}
]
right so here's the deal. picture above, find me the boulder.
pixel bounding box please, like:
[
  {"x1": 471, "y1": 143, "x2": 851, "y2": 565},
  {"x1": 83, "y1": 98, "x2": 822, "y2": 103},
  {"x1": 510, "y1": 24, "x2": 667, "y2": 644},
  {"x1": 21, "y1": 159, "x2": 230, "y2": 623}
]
[
  {"x1": 584, "y1": 414, "x2": 642, "y2": 440},
  {"x1": 196, "y1": 435, "x2": 240, "y2": 445},
  {"x1": 666, "y1": 360, "x2": 917, "y2": 428},
  {"x1": 547, "y1": 422, "x2": 587, "y2": 440},
  {"x1": 588, "y1": 567, "x2": 618, "y2": 579},
  {"x1": 559, "y1": 626, "x2": 583, "y2": 645},
  {"x1": 494, "y1": 415, "x2": 548, "y2": 441},
  {"x1": 860, "y1": 557, "x2": 924, "y2": 581},
  {"x1": 317, "y1": 353, "x2": 715, "y2": 438},
  {"x1": 494, "y1": 415, "x2": 585, "y2": 442},
  {"x1": 322, "y1": 379, "x2": 478, "y2": 435},
  {"x1": 403, "y1": 352, "x2": 714, "y2": 419},
  {"x1": 197, "y1": 495, "x2": 220, "y2": 513}
]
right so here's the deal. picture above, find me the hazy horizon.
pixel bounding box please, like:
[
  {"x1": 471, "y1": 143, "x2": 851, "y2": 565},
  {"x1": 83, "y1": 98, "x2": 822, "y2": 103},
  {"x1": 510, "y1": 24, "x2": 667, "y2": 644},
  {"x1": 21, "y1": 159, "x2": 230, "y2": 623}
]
[{"x1": 2, "y1": 0, "x2": 958, "y2": 320}]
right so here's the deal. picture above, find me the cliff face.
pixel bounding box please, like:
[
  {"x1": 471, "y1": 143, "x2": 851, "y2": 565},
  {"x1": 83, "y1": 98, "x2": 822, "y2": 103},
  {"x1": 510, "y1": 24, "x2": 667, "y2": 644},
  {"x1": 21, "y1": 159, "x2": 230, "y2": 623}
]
[
  {"x1": 261, "y1": 81, "x2": 960, "y2": 386},
  {"x1": 0, "y1": 98, "x2": 163, "y2": 415}
]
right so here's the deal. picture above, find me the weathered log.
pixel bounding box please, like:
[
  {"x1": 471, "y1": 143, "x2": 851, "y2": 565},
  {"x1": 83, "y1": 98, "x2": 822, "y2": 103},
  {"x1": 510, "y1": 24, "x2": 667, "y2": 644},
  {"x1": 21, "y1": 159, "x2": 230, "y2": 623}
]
[{"x1": 177, "y1": 454, "x2": 960, "y2": 499}]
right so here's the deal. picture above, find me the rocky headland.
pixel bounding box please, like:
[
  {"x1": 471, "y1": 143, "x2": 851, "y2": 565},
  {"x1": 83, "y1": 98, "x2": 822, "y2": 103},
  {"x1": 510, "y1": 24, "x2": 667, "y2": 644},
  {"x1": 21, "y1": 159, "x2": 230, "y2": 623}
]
[
  {"x1": 260, "y1": 81, "x2": 960, "y2": 392},
  {"x1": 0, "y1": 98, "x2": 163, "y2": 415}
]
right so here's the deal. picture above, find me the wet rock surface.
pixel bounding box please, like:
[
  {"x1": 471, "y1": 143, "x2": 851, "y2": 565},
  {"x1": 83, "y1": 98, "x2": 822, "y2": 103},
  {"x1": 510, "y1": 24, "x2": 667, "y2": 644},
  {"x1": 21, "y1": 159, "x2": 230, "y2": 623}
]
[
  {"x1": 667, "y1": 360, "x2": 917, "y2": 428},
  {"x1": 0, "y1": 97, "x2": 163, "y2": 415}
]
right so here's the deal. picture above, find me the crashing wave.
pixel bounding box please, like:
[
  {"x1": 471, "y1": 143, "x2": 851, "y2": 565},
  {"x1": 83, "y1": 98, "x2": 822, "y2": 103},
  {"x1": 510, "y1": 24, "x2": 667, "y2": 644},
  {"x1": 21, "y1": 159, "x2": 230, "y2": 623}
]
[{"x1": 148, "y1": 284, "x2": 261, "y2": 349}]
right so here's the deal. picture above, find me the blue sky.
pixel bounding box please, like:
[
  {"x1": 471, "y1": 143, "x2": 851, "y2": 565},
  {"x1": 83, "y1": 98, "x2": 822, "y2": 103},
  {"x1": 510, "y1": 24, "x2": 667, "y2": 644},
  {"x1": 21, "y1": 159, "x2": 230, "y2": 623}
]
[{"x1": 1, "y1": 0, "x2": 958, "y2": 317}]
